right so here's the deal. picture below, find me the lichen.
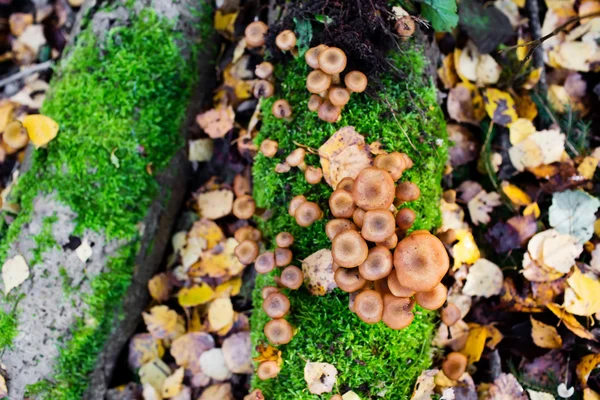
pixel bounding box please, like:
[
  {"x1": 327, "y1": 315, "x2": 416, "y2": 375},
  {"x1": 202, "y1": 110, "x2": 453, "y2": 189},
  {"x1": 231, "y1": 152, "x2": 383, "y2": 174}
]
[{"x1": 250, "y1": 43, "x2": 447, "y2": 399}]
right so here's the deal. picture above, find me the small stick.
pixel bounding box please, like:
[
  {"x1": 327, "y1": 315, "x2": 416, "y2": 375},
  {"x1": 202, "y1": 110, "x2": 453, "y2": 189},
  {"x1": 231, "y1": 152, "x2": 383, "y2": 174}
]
[{"x1": 0, "y1": 60, "x2": 54, "y2": 89}]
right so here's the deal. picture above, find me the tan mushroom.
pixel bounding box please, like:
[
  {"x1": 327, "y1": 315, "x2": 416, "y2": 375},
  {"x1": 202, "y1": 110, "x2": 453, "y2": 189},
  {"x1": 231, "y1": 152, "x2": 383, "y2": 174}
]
[
  {"x1": 3, "y1": 121, "x2": 28, "y2": 150},
  {"x1": 245, "y1": 21, "x2": 268, "y2": 48},
  {"x1": 233, "y1": 173, "x2": 251, "y2": 197},
  {"x1": 441, "y1": 303, "x2": 462, "y2": 327},
  {"x1": 332, "y1": 230, "x2": 368, "y2": 267},
  {"x1": 377, "y1": 233, "x2": 398, "y2": 250},
  {"x1": 361, "y1": 209, "x2": 396, "y2": 242},
  {"x1": 352, "y1": 207, "x2": 365, "y2": 228},
  {"x1": 275, "y1": 247, "x2": 293, "y2": 267},
  {"x1": 255, "y1": 61, "x2": 274, "y2": 79},
  {"x1": 306, "y1": 70, "x2": 332, "y2": 94},
  {"x1": 308, "y1": 94, "x2": 323, "y2": 112},
  {"x1": 387, "y1": 272, "x2": 416, "y2": 297},
  {"x1": 272, "y1": 99, "x2": 292, "y2": 119},
  {"x1": 317, "y1": 101, "x2": 342, "y2": 123},
  {"x1": 288, "y1": 195, "x2": 307, "y2": 216},
  {"x1": 234, "y1": 226, "x2": 262, "y2": 242},
  {"x1": 382, "y1": 293, "x2": 415, "y2": 330},
  {"x1": 358, "y1": 246, "x2": 393, "y2": 281},
  {"x1": 395, "y1": 182, "x2": 420, "y2": 202},
  {"x1": 261, "y1": 286, "x2": 279, "y2": 299},
  {"x1": 254, "y1": 80, "x2": 275, "y2": 98},
  {"x1": 263, "y1": 292, "x2": 291, "y2": 318},
  {"x1": 305, "y1": 166, "x2": 323, "y2": 184},
  {"x1": 344, "y1": 70, "x2": 368, "y2": 93},
  {"x1": 275, "y1": 232, "x2": 294, "y2": 248},
  {"x1": 295, "y1": 201, "x2": 323, "y2": 227},
  {"x1": 442, "y1": 352, "x2": 468, "y2": 380},
  {"x1": 257, "y1": 360, "x2": 281, "y2": 380},
  {"x1": 374, "y1": 152, "x2": 405, "y2": 181},
  {"x1": 414, "y1": 282, "x2": 447, "y2": 310},
  {"x1": 255, "y1": 251, "x2": 276, "y2": 274},
  {"x1": 329, "y1": 189, "x2": 357, "y2": 218},
  {"x1": 264, "y1": 319, "x2": 294, "y2": 345},
  {"x1": 396, "y1": 208, "x2": 416, "y2": 230},
  {"x1": 305, "y1": 44, "x2": 329, "y2": 69},
  {"x1": 334, "y1": 267, "x2": 366, "y2": 292},
  {"x1": 275, "y1": 30, "x2": 297, "y2": 51},
  {"x1": 354, "y1": 290, "x2": 383, "y2": 324},
  {"x1": 318, "y1": 47, "x2": 347, "y2": 74},
  {"x1": 234, "y1": 240, "x2": 259, "y2": 265},
  {"x1": 232, "y1": 195, "x2": 256, "y2": 220},
  {"x1": 395, "y1": 16, "x2": 415, "y2": 39},
  {"x1": 280, "y1": 265, "x2": 304, "y2": 289},
  {"x1": 328, "y1": 87, "x2": 351, "y2": 107},
  {"x1": 260, "y1": 139, "x2": 278, "y2": 157},
  {"x1": 325, "y1": 219, "x2": 358, "y2": 241},
  {"x1": 352, "y1": 167, "x2": 395, "y2": 210},
  {"x1": 336, "y1": 177, "x2": 354, "y2": 192},
  {"x1": 286, "y1": 148, "x2": 306, "y2": 168}
]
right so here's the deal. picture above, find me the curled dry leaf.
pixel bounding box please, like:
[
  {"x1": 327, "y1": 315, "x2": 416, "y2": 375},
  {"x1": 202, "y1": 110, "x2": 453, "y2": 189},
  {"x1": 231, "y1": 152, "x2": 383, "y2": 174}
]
[
  {"x1": 524, "y1": 229, "x2": 582, "y2": 275},
  {"x1": 302, "y1": 249, "x2": 337, "y2": 296},
  {"x1": 460, "y1": 323, "x2": 503, "y2": 364},
  {"x1": 2, "y1": 254, "x2": 29, "y2": 295},
  {"x1": 139, "y1": 358, "x2": 171, "y2": 393},
  {"x1": 447, "y1": 83, "x2": 486, "y2": 125},
  {"x1": 253, "y1": 343, "x2": 282, "y2": 365},
  {"x1": 196, "y1": 106, "x2": 235, "y2": 139},
  {"x1": 509, "y1": 129, "x2": 566, "y2": 171},
  {"x1": 177, "y1": 283, "x2": 215, "y2": 307},
  {"x1": 487, "y1": 373, "x2": 528, "y2": 400},
  {"x1": 411, "y1": 369, "x2": 438, "y2": 400},
  {"x1": 530, "y1": 316, "x2": 563, "y2": 349},
  {"x1": 198, "y1": 383, "x2": 234, "y2": 400},
  {"x1": 547, "y1": 303, "x2": 596, "y2": 340},
  {"x1": 171, "y1": 332, "x2": 215, "y2": 374},
  {"x1": 148, "y1": 273, "x2": 170, "y2": 302},
  {"x1": 222, "y1": 331, "x2": 252, "y2": 374},
  {"x1": 462, "y1": 258, "x2": 503, "y2": 298},
  {"x1": 128, "y1": 333, "x2": 164, "y2": 370},
  {"x1": 199, "y1": 348, "x2": 232, "y2": 381},
  {"x1": 564, "y1": 268, "x2": 600, "y2": 316},
  {"x1": 467, "y1": 189, "x2": 501, "y2": 225},
  {"x1": 162, "y1": 367, "x2": 185, "y2": 398},
  {"x1": 501, "y1": 182, "x2": 531, "y2": 207},
  {"x1": 452, "y1": 230, "x2": 481, "y2": 270},
  {"x1": 142, "y1": 305, "x2": 186, "y2": 341},
  {"x1": 304, "y1": 362, "x2": 338, "y2": 395},
  {"x1": 483, "y1": 88, "x2": 518, "y2": 127},
  {"x1": 208, "y1": 297, "x2": 234, "y2": 331},
  {"x1": 577, "y1": 354, "x2": 600, "y2": 387},
  {"x1": 191, "y1": 238, "x2": 245, "y2": 278}
]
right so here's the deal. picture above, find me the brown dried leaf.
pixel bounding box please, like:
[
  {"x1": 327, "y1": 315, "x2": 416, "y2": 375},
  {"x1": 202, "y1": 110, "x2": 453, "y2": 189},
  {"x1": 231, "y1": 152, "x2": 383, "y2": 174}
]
[
  {"x1": 577, "y1": 354, "x2": 600, "y2": 387},
  {"x1": 128, "y1": 333, "x2": 164, "y2": 370},
  {"x1": 530, "y1": 316, "x2": 563, "y2": 349},
  {"x1": 196, "y1": 106, "x2": 235, "y2": 139},
  {"x1": 195, "y1": 189, "x2": 234, "y2": 220},
  {"x1": 142, "y1": 305, "x2": 186, "y2": 341},
  {"x1": 547, "y1": 303, "x2": 597, "y2": 340},
  {"x1": 148, "y1": 273, "x2": 170, "y2": 302},
  {"x1": 171, "y1": 332, "x2": 215, "y2": 374}
]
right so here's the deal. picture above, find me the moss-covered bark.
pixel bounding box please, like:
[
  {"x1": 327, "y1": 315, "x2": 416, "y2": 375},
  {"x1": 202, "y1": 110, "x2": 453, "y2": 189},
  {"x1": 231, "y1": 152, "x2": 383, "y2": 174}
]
[{"x1": 250, "y1": 47, "x2": 448, "y2": 398}]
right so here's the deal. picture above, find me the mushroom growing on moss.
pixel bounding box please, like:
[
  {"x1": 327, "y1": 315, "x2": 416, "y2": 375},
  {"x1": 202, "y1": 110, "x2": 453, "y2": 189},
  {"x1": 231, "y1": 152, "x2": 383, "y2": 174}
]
[
  {"x1": 286, "y1": 148, "x2": 306, "y2": 168},
  {"x1": 305, "y1": 44, "x2": 328, "y2": 69},
  {"x1": 328, "y1": 87, "x2": 351, "y2": 107},
  {"x1": 329, "y1": 189, "x2": 356, "y2": 218},
  {"x1": 442, "y1": 352, "x2": 468, "y2": 380},
  {"x1": 318, "y1": 47, "x2": 347, "y2": 75},
  {"x1": 261, "y1": 286, "x2": 279, "y2": 299},
  {"x1": 306, "y1": 70, "x2": 332, "y2": 94},
  {"x1": 263, "y1": 292, "x2": 291, "y2": 318},
  {"x1": 325, "y1": 219, "x2": 357, "y2": 241},
  {"x1": 378, "y1": 233, "x2": 398, "y2": 250},
  {"x1": 234, "y1": 226, "x2": 261, "y2": 242},
  {"x1": 254, "y1": 80, "x2": 274, "y2": 98},
  {"x1": 387, "y1": 272, "x2": 416, "y2": 297},
  {"x1": 275, "y1": 30, "x2": 297, "y2": 51},
  {"x1": 441, "y1": 303, "x2": 462, "y2": 327},
  {"x1": 272, "y1": 99, "x2": 292, "y2": 119},
  {"x1": 395, "y1": 16, "x2": 415, "y2": 39},
  {"x1": 414, "y1": 282, "x2": 447, "y2": 310},
  {"x1": 280, "y1": 265, "x2": 304, "y2": 289},
  {"x1": 3, "y1": 121, "x2": 28, "y2": 150},
  {"x1": 288, "y1": 195, "x2": 307, "y2": 216},
  {"x1": 354, "y1": 290, "x2": 383, "y2": 324},
  {"x1": 255, "y1": 251, "x2": 276, "y2": 274},
  {"x1": 382, "y1": 294, "x2": 414, "y2": 330},
  {"x1": 305, "y1": 166, "x2": 323, "y2": 184},
  {"x1": 264, "y1": 319, "x2": 294, "y2": 345},
  {"x1": 358, "y1": 246, "x2": 393, "y2": 281},
  {"x1": 232, "y1": 195, "x2": 256, "y2": 220},
  {"x1": 295, "y1": 201, "x2": 323, "y2": 227},
  {"x1": 275, "y1": 247, "x2": 293, "y2": 267},
  {"x1": 337, "y1": 177, "x2": 354, "y2": 192},
  {"x1": 318, "y1": 101, "x2": 341, "y2": 123},
  {"x1": 352, "y1": 167, "x2": 395, "y2": 210},
  {"x1": 255, "y1": 61, "x2": 274, "y2": 79},
  {"x1": 257, "y1": 360, "x2": 281, "y2": 380},
  {"x1": 395, "y1": 181, "x2": 420, "y2": 202},
  {"x1": 260, "y1": 139, "x2": 278, "y2": 158},
  {"x1": 275, "y1": 232, "x2": 294, "y2": 248},
  {"x1": 374, "y1": 152, "x2": 405, "y2": 181},
  {"x1": 393, "y1": 230, "x2": 449, "y2": 292},
  {"x1": 361, "y1": 209, "x2": 396, "y2": 242},
  {"x1": 308, "y1": 94, "x2": 323, "y2": 112},
  {"x1": 234, "y1": 239, "x2": 259, "y2": 265},
  {"x1": 332, "y1": 230, "x2": 368, "y2": 267},
  {"x1": 334, "y1": 267, "x2": 366, "y2": 292},
  {"x1": 395, "y1": 208, "x2": 416, "y2": 230},
  {"x1": 344, "y1": 71, "x2": 368, "y2": 93},
  {"x1": 245, "y1": 21, "x2": 268, "y2": 48}
]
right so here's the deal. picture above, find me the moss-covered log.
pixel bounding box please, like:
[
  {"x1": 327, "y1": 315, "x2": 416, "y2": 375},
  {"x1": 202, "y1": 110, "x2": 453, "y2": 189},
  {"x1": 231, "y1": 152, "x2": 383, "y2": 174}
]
[
  {"x1": 0, "y1": 1, "x2": 215, "y2": 398},
  {"x1": 250, "y1": 39, "x2": 448, "y2": 400}
]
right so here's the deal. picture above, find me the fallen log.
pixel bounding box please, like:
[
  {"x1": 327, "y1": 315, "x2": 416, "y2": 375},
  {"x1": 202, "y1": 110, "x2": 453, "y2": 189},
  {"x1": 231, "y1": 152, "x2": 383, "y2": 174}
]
[{"x1": 0, "y1": 1, "x2": 216, "y2": 398}]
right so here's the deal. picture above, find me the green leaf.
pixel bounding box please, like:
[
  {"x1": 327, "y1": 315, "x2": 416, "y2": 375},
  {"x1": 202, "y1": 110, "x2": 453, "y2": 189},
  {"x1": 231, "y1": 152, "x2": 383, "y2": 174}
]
[
  {"x1": 549, "y1": 190, "x2": 600, "y2": 244},
  {"x1": 419, "y1": 0, "x2": 458, "y2": 32},
  {"x1": 294, "y1": 18, "x2": 313, "y2": 58},
  {"x1": 458, "y1": 0, "x2": 513, "y2": 53}
]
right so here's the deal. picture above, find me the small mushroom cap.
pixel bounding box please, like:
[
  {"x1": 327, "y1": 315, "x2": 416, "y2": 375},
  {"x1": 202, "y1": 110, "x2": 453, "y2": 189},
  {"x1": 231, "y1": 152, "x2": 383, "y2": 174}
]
[
  {"x1": 260, "y1": 139, "x2": 278, "y2": 157},
  {"x1": 334, "y1": 267, "x2": 366, "y2": 292},
  {"x1": 395, "y1": 181, "x2": 420, "y2": 202},
  {"x1": 437, "y1": 229, "x2": 457, "y2": 244},
  {"x1": 377, "y1": 233, "x2": 398, "y2": 250},
  {"x1": 275, "y1": 232, "x2": 294, "y2": 248},
  {"x1": 257, "y1": 360, "x2": 281, "y2": 380},
  {"x1": 245, "y1": 21, "x2": 268, "y2": 47},
  {"x1": 330, "y1": 395, "x2": 343, "y2": 400},
  {"x1": 352, "y1": 167, "x2": 395, "y2": 210},
  {"x1": 358, "y1": 246, "x2": 393, "y2": 281},
  {"x1": 286, "y1": 148, "x2": 306, "y2": 167},
  {"x1": 306, "y1": 70, "x2": 332, "y2": 94},
  {"x1": 361, "y1": 209, "x2": 396, "y2": 242},
  {"x1": 441, "y1": 302, "x2": 462, "y2": 326},
  {"x1": 396, "y1": 208, "x2": 416, "y2": 230},
  {"x1": 272, "y1": 99, "x2": 292, "y2": 119},
  {"x1": 374, "y1": 152, "x2": 405, "y2": 181},
  {"x1": 318, "y1": 47, "x2": 347, "y2": 74},
  {"x1": 443, "y1": 189, "x2": 456, "y2": 204},
  {"x1": 280, "y1": 265, "x2": 304, "y2": 290},
  {"x1": 234, "y1": 239, "x2": 259, "y2": 265},
  {"x1": 261, "y1": 286, "x2": 279, "y2": 299},
  {"x1": 263, "y1": 292, "x2": 291, "y2": 318},
  {"x1": 442, "y1": 352, "x2": 468, "y2": 381},
  {"x1": 245, "y1": 389, "x2": 265, "y2": 400},
  {"x1": 387, "y1": 272, "x2": 416, "y2": 297},
  {"x1": 344, "y1": 70, "x2": 368, "y2": 93},
  {"x1": 308, "y1": 94, "x2": 323, "y2": 112},
  {"x1": 305, "y1": 44, "x2": 329, "y2": 69},
  {"x1": 255, "y1": 61, "x2": 274, "y2": 79},
  {"x1": 275, "y1": 247, "x2": 293, "y2": 267},
  {"x1": 234, "y1": 225, "x2": 262, "y2": 242},
  {"x1": 336, "y1": 177, "x2": 354, "y2": 192},
  {"x1": 232, "y1": 194, "x2": 256, "y2": 219},
  {"x1": 255, "y1": 251, "x2": 276, "y2": 274},
  {"x1": 382, "y1": 293, "x2": 415, "y2": 330},
  {"x1": 352, "y1": 207, "x2": 365, "y2": 228},
  {"x1": 317, "y1": 100, "x2": 341, "y2": 123},
  {"x1": 395, "y1": 16, "x2": 415, "y2": 38},
  {"x1": 325, "y1": 219, "x2": 358, "y2": 241},
  {"x1": 329, "y1": 189, "x2": 357, "y2": 218},
  {"x1": 400, "y1": 153, "x2": 413, "y2": 170},
  {"x1": 414, "y1": 282, "x2": 447, "y2": 310},
  {"x1": 305, "y1": 166, "x2": 323, "y2": 184},
  {"x1": 354, "y1": 290, "x2": 384, "y2": 324},
  {"x1": 288, "y1": 195, "x2": 307, "y2": 216},
  {"x1": 295, "y1": 201, "x2": 323, "y2": 227},
  {"x1": 394, "y1": 231, "x2": 449, "y2": 292},
  {"x1": 332, "y1": 230, "x2": 369, "y2": 267},
  {"x1": 3, "y1": 121, "x2": 28, "y2": 150},
  {"x1": 264, "y1": 318, "x2": 294, "y2": 345},
  {"x1": 254, "y1": 80, "x2": 275, "y2": 98},
  {"x1": 233, "y1": 173, "x2": 251, "y2": 197},
  {"x1": 328, "y1": 87, "x2": 351, "y2": 107},
  {"x1": 275, "y1": 29, "x2": 297, "y2": 51}
]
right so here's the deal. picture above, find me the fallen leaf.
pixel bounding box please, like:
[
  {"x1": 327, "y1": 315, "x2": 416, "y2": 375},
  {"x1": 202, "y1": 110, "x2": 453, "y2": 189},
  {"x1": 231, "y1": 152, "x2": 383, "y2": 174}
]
[
  {"x1": 198, "y1": 383, "x2": 233, "y2": 400},
  {"x1": 488, "y1": 373, "x2": 528, "y2": 400},
  {"x1": 75, "y1": 239, "x2": 93, "y2": 263},
  {"x1": 342, "y1": 391, "x2": 361, "y2": 400},
  {"x1": 302, "y1": 249, "x2": 336, "y2": 296},
  {"x1": 142, "y1": 305, "x2": 186, "y2": 341},
  {"x1": 411, "y1": 369, "x2": 438, "y2": 400},
  {"x1": 199, "y1": 348, "x2": 232, "y2": 380},
  {"x1": 476, "y1": 54, "x2": 502, "y2": 86},
  {"x1": 585, "y1": 389, "x2": 600, "y2": 400},
  {"x1": 22, "y1": 114, "x2": 59, "y2": 148},
  {"x1": 195, "y1": 189, "x2": 234, "y2": 220},
  {"x1": 189, "y1": 139, "x2": 214, "y2": 162},
  {"x1": 208, "y1": 297, "x2": 234, "y2": 331},
  {"x1": 447, "y1": 124, "x2": 480, "y2": 167},
  {"x1": 531, "y1": 316, "x2": 563, "y2": 349},
  {"x1": 214, "y1": 10, "x2": 238, "y2": 37},
  {"x1": 171, "y1": 332, "x2": 215, "y2": 374},
  {"x1": 304, "y1": 362, "x2": 338, "y2": 395},
  {"x1": 514, "y1": 92, "x2": 538, "y2": 121},
  {"x1": 463, "y1": 258, "x2": 504, "y2": 297},
  {"x1": 0, "y1": 102, "x2": 14, "y2": 133},
  {"x1": 178, "y1": 283, "x2": 215, "y2": 307},
  {"x1": 128, "y1": 333, "x2": 164, "y2": 370},
  {"x1": 549, "y1": 190, "x2": 600, "y2": 244},
  {"x1": 162, "y1": 367, "x2": 184, "y2": 398},
  {"x1": 502, "y1": 182, "x2": 531, "y2": 207},
  {"x1": 507, "y1": 214, "x2": 537, "y2": 244},
  {"x1": 253, "y1": 343, "x2": 283, "y2": 364},
  {"x1": 509, "y1": 118, "x2": 536, "y2": 145},
  {"x1": 468, "y1": 190, "x2": 502, "y2": 225},
  {"x1": 509, "y1": 129, "x2": 566, "y2": 171},
  {"x1": 460, "y1": 323, "x2": 488, "y2": 363},
  {"x1": 483, "y1": 88, "x2": 518, "y2": 127},
  {"x1": 577, "y1": 354, "x2": 600, "y2": 387},
  {"x1": 447, "y1": 83, "x2": 486, "y2": 125},
  {"x1": 438, "y1": 54, "x2": 459, "y2": 89},
  {"x1": 139, "y1": 358, "x2": 171, "y2": 393},
  {"x1": 564, "y1": 268, "x2": 600, "y2": 316},
  {"x1": 441, "y1": 199, "x2": 469, "y2": 232},
  {"x1": 2, "y1": 254, "x2": 30, "y2": 295},
  {"x1": 578, "y1": 156, "x2": 598, "y2": 180},
  {"x1": 527, "y1": 389, "x2": 556, "y2": 400},
  {"x1": 501, "y1": 277, "x2": 544, "y2": 312},
  {"x1": 215, "y1": 277, "x2": 242, "y2": 297},
  {"x1": 554, "y1": 41, "x2": 600, "y2": 72},
  {"x1": 452, "y1": 230, "x2": 480, "y2": 269},
  {"x1": 547, "y1": 303, "x2": 596, "y2": 340},
  {"x1": 522, "y1": 67, "x2": 543, "y2": 90},
  {"x1": 191, "y1": 238, "x2": 245, "y2": 278},
  {"x1": 0, "y1": 375, "x2": 6, "y2": 399},
  {"x1": 222, "y1": 331, "x2": 252, "y2": 374},
  {"x1": 524, "y1": 202, "x2": 541, "y2": 218},
  {"x1": 196, "y1": 106, "x2": 235, "y2": 139},
  {"x1": 526, "y1": 229, "x2": 582, "y2": 274},
  {"x1": 433, "y1": 320, "x2": 470, "y2": 351},
  {"x1": 17, "y1": 24, "x2": 46, "y2": 56},
  {"x1": 148, "y1": 273, "x2": 170, "y2": 302}
]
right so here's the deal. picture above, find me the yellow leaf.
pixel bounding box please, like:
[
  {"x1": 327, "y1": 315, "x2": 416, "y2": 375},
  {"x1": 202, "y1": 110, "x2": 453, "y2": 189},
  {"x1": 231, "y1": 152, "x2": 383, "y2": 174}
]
[
  {"x1": 0, "y1": 101, "x2": 14, "y2": 133},
  {"x1": 208, "y1": 297, "x2": 234, "y2": 331},
  {"x1": 0, "y1": 374, "x2": 6, "y2": 398},
  {"x1": 253, "y1": 343, "x2": 283, "y2": 365},
  {"x1": 213, "y1": 11, "x2": 238, "y2": 36},
  {"x1": 595, "y1": 219, "x2": 600, "y2": 237},
  {"x1": 22, "y1": 114, "x2": 59, "y2": 148},
  {"x1": 512, "y1": 0, "x2": 526, "y2": 8},
  {"x1": 142, "y1": 305, "x2": 186, "y2": 341},
  {"x1": 191, "y1": 238, "x2": 245, "y2": 278},
  {"x1": 148, "y1": 273, "x2": 170, "y2": 302},
  {"x1": 452, "y1": 230, "x2": 480, "y2": 270},
  {"x1": 502, "y1": 181, "x2": 531, "y2": 206},
  {"x1": 564, "y1": 268, "x2": 600, "y2": 316},
  {"x1": 578, "y1": 156, "x2": 598, "y2": 180},
  {"x1": 547, "y1": 303, "x2": 597, "y2": 340},
  {"x1": 178, "y1": 284, "x2": 215, "y2": 307},
  {"x1": 523, "y1": 202, "x2": 541, "y2": 218},
  {"x1": 189, "y1": 219, "x2": 225, "y2": 250},
  {"x1": 485, "y1": 324, "x2": 504, "y2": 350},
  {"x1": 577, "y1": 354, "x2": 600, "y2": 387},
  {"x1": 483, "y1": 88, "x2": 518, "y2": 127},
  {"x1": 530, "y1": 316, "x2": 563, "y2": 349},
  {"x1": 139, "y1": 359, "x2": 171, "y2": 392},
  {"x1": 548, "y1": 84, "x2": 571, "y2": 113},
  {"x1": 438, "y1": 53, "x2": 459, "y2": 89},
  {"x1": 522, "y1": 68, "x2": 542, "y2": 90},
  {"x1": 516, "y1": 38, "x2": 527, "y2": 60},
  {"x1": 215, "y1": 277, "x2": 242, "y2": 297},
  {"x1": 585, "y1": 389, "x2": 600, "y2": 400},
  {"x1": 509, "y1": 118, "x2": 536, "y2": 145},
  {"x1": 515, "y1": 92, "x2": 538, "y2": 121},
  {"x1": 162, "y1": 367, "x2": 184, "y2": 398},
  {"x1": 460, "y1": 323, "x2": 488, "y2": 363}
]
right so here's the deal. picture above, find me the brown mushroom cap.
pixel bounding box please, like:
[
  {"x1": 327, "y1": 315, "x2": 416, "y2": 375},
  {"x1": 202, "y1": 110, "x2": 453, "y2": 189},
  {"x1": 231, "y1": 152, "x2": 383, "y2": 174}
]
[
  {"x1": 295, "y1": 201, "x2": 323, "y2": 227},
  {"x1": 382, "y1": 293, "x2": 415, "y2": 330},
  {"x1": 400, "y1": 153, "x2": 413, "y2": 170},
  {"x1": 354, "y1": 290, "x2": 384, "y2": 324},
  {"x1": 257, "y1": 360, "x2": 281, "y2": 380},
  {"x1": 336, "y1": 177, "x2": 354, "y2": 192},
  {"x1": 437, "y1": 229, "x2": 457, "y2": 245},
  {"x1": 275, "y1": 232, "x2": 294, "y2": 248},
  {"x1": 264, "y1": 319, "x2": 294, "y2": 345},
  {"x1": 387, "y1": 272, "x2": 416, "y2": 297},
  {"x1": 393, "y1": 231, "x2": 449, "y2": 292},
  {"x1": 3, "y1": 121, "x2": 28, "y2": 150},
  {"x1": 442, "y1": 352, "x2": 468, "y2": 380},
  {"x1": 275, "y1": 247, "x2": 293, "y2": 267},
  {"x1": 306, "y1": 70, "x2": 332, "y2": 94},
  {"x1": 317, "y1": 100, "x2": 341, "y2": 123},
  {"x1": 332, "y1": 230, "x2": 369, "y2": 267},
  {"x1": 415, "y1": 282, "x2": 448, "y2": 310},
  {"x1": 318, "y1": 47, "x2": 347, "y2": 74},
  {"x1": 305, "y1": 44, "x2": 329, "y2": 69},
  {"x1": 286, "y1": 148, "x2": 306, "y2": 167},
  {"x1": 330, "y1": 395, "x2": 343, "y2": 400},
  {"x1": 233, "y1": 173, "x2": 251, "y2": 197},
  {"x1": 261, "y1": 286, "x2": 279, "y2": 299},
  {"x1": 234, "y1": 239, "x2": 259, "y2": 265},
  {"x1": 275, "y1": 30, "x2": 297, "y2": 51},
  {"x1": 245, "y1": 389, "x2": 265, "y2": 400},
  {"x1": 328, "y1": 87, "x2": 351, "y2": 107},
  {"x1": 359, "y1": 246, "x2": 393, "y2": 281},
  {"x1": 352, "y1": 167, "x2": 395, "y2": 211},
  {"x1": 361, "y1": 209, "x2": 396, "y2": 242},
  {"x1": 280, "y1": 265, "x2": 304, "y2": 290},
  {"x1": 325, "y1": 219, "x2": 358, "y2": 241},
  {"x1": 305, "y1": 166, "x2": 323, "y2": 184},
  {"x1": 245, "y1": 21, "x2": 268, "y2": 48},
  {"x1": 374, "y1": 152, "x2": 405, "y2": 181},
  {"x1": 344, "y1": 70, "x2": 368, "y2": 93},
  {"x1": 255, "y1": 61, "x2": 274, "y2": 79},
  {"x1": 395, "y1": 182, "x2": 420, "y2": 202},
  {"x1": 308, "y1": 94, "x2": 323, "y2": 112},
  {"x1": 378, "y1": 233, "x2": 398, "y2": 250},
  {"x1": 255, "y1": 251, "x2": 276, "y2": 274},
  {"x1": 396, "y1": 208, "x2": 416, "y2": 230},
  {"x1": 352, "y1": 207, "x2": 365, "y2": 228},
  {"x1": 232, "y1": 195, "x2": 256, "y2": 219},
  {"x1": 329, "y1": 189, "x2": 357, "y2": 218},
  {"x1": 443, "y1": 189, "x2": 457, "y2": 204},
  {"x1": 260, "y1": 139, "x2": 278, "y2": 158},
  {"x1": 395, "y1": 16, "x2": 415, "y2": 38},
  {"x1": 254, "y1": 80, "x2": 275, "y2": 98},
  {"x1": 263, "y1": 292, "x2": 291, "y2": 318},
  {"x1": 288, "y1": 195, "x2": 307, "y2": 216},
  {"x1": 234, "y1": 226, "x2": 262, "y2": 242},
  {"x1": 334, "y1": 267, "x2": 366, "y2": 292},
  {"x1": 441, "y1": 303, "x2": 462, "y2": 327},
  {"x1": 272, "y1": 99, "x2": 292, "y2": 119}
]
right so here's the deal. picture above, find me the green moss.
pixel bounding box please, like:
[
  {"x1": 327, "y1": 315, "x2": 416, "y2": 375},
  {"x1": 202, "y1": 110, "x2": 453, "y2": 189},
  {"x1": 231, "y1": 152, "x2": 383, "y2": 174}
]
[
  {"x1": 251, "y1": 44, "x2": 447, "y2": 399},
  {"x1": 0, "y1": 309, "x2": 17, "y2": 349},
  {"x1": 31, "y1": 216, "x2": 59, "y2": 267}
]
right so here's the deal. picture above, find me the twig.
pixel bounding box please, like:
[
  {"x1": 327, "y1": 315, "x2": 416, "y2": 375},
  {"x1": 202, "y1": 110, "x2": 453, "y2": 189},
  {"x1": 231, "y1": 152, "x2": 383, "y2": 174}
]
[
  {"x1": 0, "y1": 60, "x2": 54, "y2": 89},
  {"x1": 525, "y1": 0, "x2": 547, "y2": 93}
]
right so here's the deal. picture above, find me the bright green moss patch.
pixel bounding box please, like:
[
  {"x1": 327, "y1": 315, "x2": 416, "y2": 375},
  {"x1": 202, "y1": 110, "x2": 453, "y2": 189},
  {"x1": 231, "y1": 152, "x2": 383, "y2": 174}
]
[
  {"x1": 0, "y1": 310, "x2": 17, "y2": 349},
  {"x1": 251, "y1": 44, "x2": 447, "y2": 399}
]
